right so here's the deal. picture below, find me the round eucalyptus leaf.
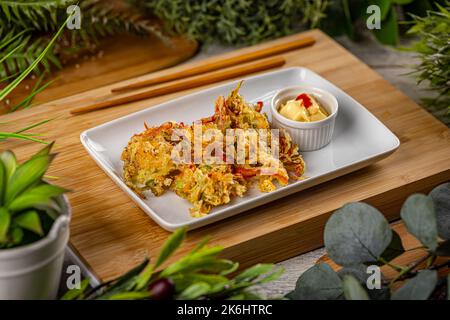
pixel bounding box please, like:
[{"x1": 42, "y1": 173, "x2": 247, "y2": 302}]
[
  {"x1": 429, "y1": 183, "x2": 450, "y2": 240},
  {"x1": 391, "y1": 270, "x2": 438, "y2": 300},
  {"x1": 324, "y1": 202, "x2": 392, "y2": 266},
  {"x1": 342, "y1": 275, "x2": 369, "y2": 300},
  {"x1": 400, "y1": 194, "x2": 438, "y2": 251},
  {"x1": 286, "y1": 263, "x2": 342, "y2": 300},
  {"x1": 339, "y1": 264, "x2": 389, "y2": 300}
]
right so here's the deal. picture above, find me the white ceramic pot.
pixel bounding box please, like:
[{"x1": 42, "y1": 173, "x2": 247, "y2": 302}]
[{"x1": 0, "y1": 195, "x2": 71, "y2": 300}]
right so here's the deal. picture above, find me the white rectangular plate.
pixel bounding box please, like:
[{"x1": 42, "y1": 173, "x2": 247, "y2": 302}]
[{"x1": 81, "y1": 67, "x2": 400, "y2": 231}]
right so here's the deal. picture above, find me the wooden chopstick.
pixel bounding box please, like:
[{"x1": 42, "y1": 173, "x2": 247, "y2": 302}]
[
  {"x1": 70, "y1": 56, "x2": 285, "y2": 115},
  {"x1": 111, "y1": 36, "x2": 315, "y2": 92}
]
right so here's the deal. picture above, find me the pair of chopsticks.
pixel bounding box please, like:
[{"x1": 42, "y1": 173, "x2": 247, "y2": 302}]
[{"x1": 71, "y1": 36, "x2": 315, "y2": 115}]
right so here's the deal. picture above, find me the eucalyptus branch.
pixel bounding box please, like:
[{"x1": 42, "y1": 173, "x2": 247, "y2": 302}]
[
  {"x1": 289, "y1": 185, "x2": 450, "y2": 300},
  {"x1": 405, "y1": 246, "x2": 426, "y2": 252},
  {"x1": 426, "y1": 255, "x2": 437, "y2": 268},
  {"x1": 377, "y1": 257, "x2": 406, "y2": 273},
  {"x1": 389, "y1": 253, "x2": 432, "y2": 287},
  {"x1": 391, "y1": 258, "x2": 449, "y2": 285}
]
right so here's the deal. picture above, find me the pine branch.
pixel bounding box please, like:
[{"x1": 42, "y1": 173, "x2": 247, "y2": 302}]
[
  {"x1": 68, "y1": 0, "x2": 165, "y2": 48},
  {"x1": 0, "y1": 0, "x2": 165, "y2": 77},
  {"x1": 0, "y1": 0, "x2": 75, "y2": 32},
  {"x1": 82, "y1": 0, "x2": 163, "y2": 37},
  {"x1": 0, "y1": 28, "x2": 61, "y2": 78}
]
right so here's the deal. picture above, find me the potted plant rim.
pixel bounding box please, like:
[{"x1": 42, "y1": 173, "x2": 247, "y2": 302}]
[{"x1": 0, "y1": 142, "x2": 70, "y2": 299}]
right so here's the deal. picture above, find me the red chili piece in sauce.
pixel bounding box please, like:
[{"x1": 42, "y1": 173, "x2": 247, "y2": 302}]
[
  {"x1": 256, "y1": 101, "x2": 263, "y2": 112},
  {"x1": 295, "y1": 93, "x2": 312, "y2": 108}
]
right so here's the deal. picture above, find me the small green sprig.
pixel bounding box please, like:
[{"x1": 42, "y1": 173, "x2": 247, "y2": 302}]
[
  {"x1": 0, "y1": 119, "x2": 53, "y2": 144},
  {"x1": 62, "y1": 227, "x2": 284, "y2": 300},
  {"x1": 9, "y1": 74, "x2": 56, "y2": 112}
]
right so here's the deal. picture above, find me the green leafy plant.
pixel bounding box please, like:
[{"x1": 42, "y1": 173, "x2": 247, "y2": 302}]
[
  {"x1": 406, "y1": 2, "x2": 450, "y2": 121},
  {"x1": 132, "y1": 0, "x2": 328, "y2": 45},
  {"x1": 287, "y1": 182, "x2": 450, "y2": 300},
  {"x1": 62, "y1": 227, "x2": 283, "y2": 300},
  {"x1": 321, "y1": 0, "x2": 447, "y2": 45},
  {"x1": 0, "y1": 142, "x2": 68, "y2": 248}
]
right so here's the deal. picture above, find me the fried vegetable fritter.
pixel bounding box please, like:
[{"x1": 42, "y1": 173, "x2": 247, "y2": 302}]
[{"x1": 122, "y1": 83, "x2": 305, "y2": 217}]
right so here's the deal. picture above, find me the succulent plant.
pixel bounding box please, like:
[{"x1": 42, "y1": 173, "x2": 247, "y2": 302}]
[{"x1": 0, "y1": 142, "x2": 67, "y2": 248}]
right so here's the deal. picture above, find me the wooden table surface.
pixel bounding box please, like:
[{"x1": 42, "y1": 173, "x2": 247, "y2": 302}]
[{"x1": 1, "y1": 30, "x2": 449, "y2": 281}]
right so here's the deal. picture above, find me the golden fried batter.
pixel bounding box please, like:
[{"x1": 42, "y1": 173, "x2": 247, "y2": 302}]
[
  {"x1": 122, "y1": 83, "x2": 305, "y2": 217},
  {"x1": 121, "y1": 122, "x2": 185, "y2": 197}
]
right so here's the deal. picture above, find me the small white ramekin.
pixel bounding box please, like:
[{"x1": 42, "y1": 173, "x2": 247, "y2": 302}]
[{"x1": 270, "y1": 86, "x2": 338, "y2": 151}]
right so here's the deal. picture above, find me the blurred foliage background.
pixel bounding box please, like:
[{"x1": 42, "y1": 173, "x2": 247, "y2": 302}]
[{"x1": 0, "y1": 0, "x2": 448, "y2": 116}]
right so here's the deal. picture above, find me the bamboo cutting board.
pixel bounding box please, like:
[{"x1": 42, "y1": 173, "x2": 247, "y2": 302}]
[{"x1": 1, "y1": 30, "x2": 449, "y2": 281}]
